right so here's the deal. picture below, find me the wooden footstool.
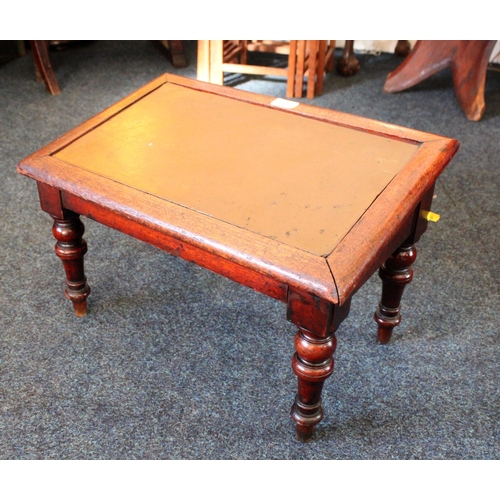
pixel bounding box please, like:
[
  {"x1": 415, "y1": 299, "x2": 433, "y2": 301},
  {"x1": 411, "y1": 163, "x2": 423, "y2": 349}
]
[{"x1": 17, "y1": 74, "x2": 459, "y2": 440}]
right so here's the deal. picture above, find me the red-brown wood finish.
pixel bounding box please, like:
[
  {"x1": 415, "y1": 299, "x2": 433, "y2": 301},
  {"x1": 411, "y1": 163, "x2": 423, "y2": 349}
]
[
  {"x1": 291, "y1": 329, "x2": 336, "y2": 440},
  {"x1": 52, "y1": 213, "x2": 90, "y2": 317},
  {"x1": 384, "y1": 40, "x2": 497, "y2": 121},
  {"x1": 30, "y1": 40, "x2": 61, "y2": 95},
  {"x1": 336, "y1": 40, "x2": 360, "y2": 77},
  {"x1": 17, "y1": 73, "x2": 459, "y2": 440},
  {"x1": 288, "y1": 289, "x2": 351, "y2": 439},
  {"x1": 394, "y1": 40, "x2": 411, "y2": 57},
  {"x1": 374, "y1": 242, "x2": 417, "y2": 344}
]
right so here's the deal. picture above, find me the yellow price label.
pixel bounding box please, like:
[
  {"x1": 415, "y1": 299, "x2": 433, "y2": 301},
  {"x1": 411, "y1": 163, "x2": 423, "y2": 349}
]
[{"x1": 421, "y1": 210, "x2": 440, "y2": 222}]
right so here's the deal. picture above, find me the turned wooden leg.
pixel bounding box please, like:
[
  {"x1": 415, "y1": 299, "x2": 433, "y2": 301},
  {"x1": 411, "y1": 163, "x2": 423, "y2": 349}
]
[
  {"x1": 374, "y1": 243, "x2": 417, "y2": 344},
  {"x1": 52, "y1": 214, "x2": 90, "y2": 317},
  {"x1": 291, "y1": 329, "x2": 336, "y2": 441}
]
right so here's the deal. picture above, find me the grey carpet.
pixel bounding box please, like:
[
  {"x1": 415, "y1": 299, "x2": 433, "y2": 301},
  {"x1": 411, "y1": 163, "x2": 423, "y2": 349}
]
[{"x1": 0, "y1": 40, "x2": 498, "y2": 459}]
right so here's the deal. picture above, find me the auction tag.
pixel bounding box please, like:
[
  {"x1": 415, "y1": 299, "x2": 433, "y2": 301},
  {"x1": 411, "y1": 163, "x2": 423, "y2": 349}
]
[{"x1": 270, "y1": 98, "x2": 300, "y2": 109}]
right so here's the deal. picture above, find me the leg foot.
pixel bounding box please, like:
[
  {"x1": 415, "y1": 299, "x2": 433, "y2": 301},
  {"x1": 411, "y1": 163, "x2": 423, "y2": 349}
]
[
  {"x1": 374, "y1": 243, "x2": 417, "y2": 344},
  {"x1": 291, "y1": 329, "x2": 336, "y2": 439},
  {"x1": 52, "y1": 214, "x2": 90, "y2": 316},
  {"x1": 337, "y1": 40, "x2": 360, "y2": 77},
  {"x1": 291, "y1": 396, "x2": 323, "y2": 441}
]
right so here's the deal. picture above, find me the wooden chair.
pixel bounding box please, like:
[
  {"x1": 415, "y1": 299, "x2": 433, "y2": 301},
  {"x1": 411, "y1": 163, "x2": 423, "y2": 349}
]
[
  {"x1": 29, "y1": 41, "x2": 188, "y2": 95},
  {"x1": 197, "y1": 40, "x2": 335, "y2": 99}
]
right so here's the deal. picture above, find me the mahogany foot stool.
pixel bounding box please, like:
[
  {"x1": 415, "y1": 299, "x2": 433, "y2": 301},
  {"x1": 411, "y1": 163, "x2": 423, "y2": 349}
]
[{"x1": 18, "y1": 74, "x2": 459, "y2": 441}]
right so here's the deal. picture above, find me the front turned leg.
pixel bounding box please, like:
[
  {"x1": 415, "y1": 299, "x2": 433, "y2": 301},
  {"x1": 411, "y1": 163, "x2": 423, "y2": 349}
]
[
  {"x1": 291, "y1": 329, "x2": 336, "y2": 441},
  {"x1": 52, "y1": 214, "x2": 90, "y2": 317},
  {"x1": 374, "y1": 243, "x2": 417, "y2": 344}
]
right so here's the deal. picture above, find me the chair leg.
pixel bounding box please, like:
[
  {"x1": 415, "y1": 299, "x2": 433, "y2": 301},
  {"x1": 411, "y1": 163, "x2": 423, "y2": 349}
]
[
  {"x1": 166, "y1": 40, "x2": 187, "y2": 68},
  {"x1": 286, "y1": 40, "x2": 298, "y2": 99},
  {"x1": 239, "y1": 40, "x2": 248, "y2": 64},
  {"x1": 395, "y1": 40, "x2": 411, "y2": 57},
  {"x1": 29, "y1": 40, "x2": 60, "y2": 95},
  {"x1": 314, "y1": 40, "x2": 328, "y2": 97},
  {"x1": 306, "y1": 40, "x2": 319, "y2": 100},
  {"x1": 294, "y1": 40, "x2": 306, "y2": 98},
  {"x1": 325, "y1": 41, "x2": 335, "y2": 72},
  {"x1": 209, "y1": 40, "x2": 224, "y2": 85},
  {"x1": 197, "y1": 40, "x2": 211, "y2": 82},
  {"x1": 337, "y1": 40, "x2": 360, "y2": 77}
]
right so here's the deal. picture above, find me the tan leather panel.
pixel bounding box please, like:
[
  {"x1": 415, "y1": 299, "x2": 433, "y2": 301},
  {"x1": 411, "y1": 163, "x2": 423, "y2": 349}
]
[{"x1": 54, "y1": 83, "x2": 419, "y2": 255}]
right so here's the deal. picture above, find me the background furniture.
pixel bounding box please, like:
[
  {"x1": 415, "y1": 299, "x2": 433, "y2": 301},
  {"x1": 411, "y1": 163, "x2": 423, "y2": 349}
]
[
  {"x1": 197, "y1": 40, "x2": 335, "y2": 99},
  {"x1": 336, "y1": 40, "x2": 360, "y2": 76},
  {"x1": 157, "y1": 40, "x2": 188, "y2": 68},
  {"x1": 336, "y1": 40, "x2": 409, "y2": 76},
  {"x1": 30, "y1": 40, "x2": 60, "y2": 95},
  {"x1": 29, "y1": 40, "x2": 187, "y2": 95},
  {"x1": 384, "y1": 40, "x2": 497, "y2": 121}
]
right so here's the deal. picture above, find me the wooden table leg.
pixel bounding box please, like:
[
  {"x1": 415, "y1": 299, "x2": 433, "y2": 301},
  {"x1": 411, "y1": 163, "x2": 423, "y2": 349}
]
[
  {"x1": 291, "y1": 328, "x2": 336, "y2": 440},
  {"x1": 374, "y1": 243, "x2": 417, "y2": 344},
  {"x1": 287, "y1": 289, "x2": 351, "y2": 440},
  {"x1": 384, "y1": 40, "x2": 496, "y2": 121},
  {"x1": 52, "y1": 213, "x2": 90, "y2": 317}
]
